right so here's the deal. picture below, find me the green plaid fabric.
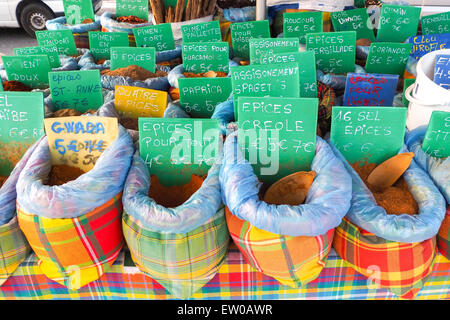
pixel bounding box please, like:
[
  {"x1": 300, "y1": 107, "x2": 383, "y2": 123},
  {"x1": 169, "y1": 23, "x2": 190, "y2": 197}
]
[
  {"x1": 122, "y1": 209, "x2": 230, "y2": 299},
  {"x1": 0, "y1": 216, "x2": 31, "y2": 286}
]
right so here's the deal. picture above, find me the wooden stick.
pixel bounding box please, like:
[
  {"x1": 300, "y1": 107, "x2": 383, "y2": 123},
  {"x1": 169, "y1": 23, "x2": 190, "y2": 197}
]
[
  {"x1": 194, "y1": 0, "x2": 202, "y2": 19},
  {"x1": 206, "y1": 0, "x2": 216, "y2": 15},
  {"x1": 174, "y1": 0, "x2": 185, "y2": 22},
  {"x1": 150, "y1": 0, "x2": 164, "y2": 24},
  {"x1": 185, "y1": 0, "x2": 192, "y2": 21}
]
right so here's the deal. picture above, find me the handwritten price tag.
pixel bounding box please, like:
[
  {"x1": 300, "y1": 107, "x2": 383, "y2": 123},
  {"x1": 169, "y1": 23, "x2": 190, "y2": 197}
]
[
  {"x1": 2, "y1": 55, "x2": 51, "y2": 89},
  {"x1": 422, "y1": 111, "x2": 450, "y2": 158},
  {"x1": 230, "y1": 20, "x2": 270, "y2": 60},
  {"x1": 62, "y1": 0, "x2": 95, "y2": 25},
  {"x1": 182, "y1": 42, "x2": 229, "y2": 73},
  {"x1": 114, "y1": 85, "x2": 167, "y2": 118}
]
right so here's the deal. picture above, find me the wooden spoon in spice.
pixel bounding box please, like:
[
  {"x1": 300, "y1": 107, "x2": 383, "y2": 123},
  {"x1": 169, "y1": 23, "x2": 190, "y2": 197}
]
[{"x1": 263, "y1": 171, "x2": 316, "y2": 206}]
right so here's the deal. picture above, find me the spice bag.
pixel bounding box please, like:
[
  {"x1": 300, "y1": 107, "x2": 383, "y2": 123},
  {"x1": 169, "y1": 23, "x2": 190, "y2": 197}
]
[
  {"x1": 100, "y1": 12, "x2": 152, "y2": 47},
  {"x1": 222, "y1": 6, "x2": 256, "y2": 22},
  {"x1": 16, "y1": 126, "x2": 134, "y2": 289},
  {"x1": 45, "y1": 16, "x2": 102, "y2": 49},
  {"x1": 122, "y1": 151, "x2": 229, "y2": 298},
  {"x1": 0, "y1": 138, "x2": 43, "y2": 285},
  {"x1": 329, "y1": 142, "x2": 447, "y2": 299},
  {"x1": 220, "y1": 132, "x2": 352, "y2": 287},
  {"x1": 405, "y1": 127, "x2": 450, "y2": 259},
  {"x1": 167, "y1": 60, "x2": 239, "y2": 88}
]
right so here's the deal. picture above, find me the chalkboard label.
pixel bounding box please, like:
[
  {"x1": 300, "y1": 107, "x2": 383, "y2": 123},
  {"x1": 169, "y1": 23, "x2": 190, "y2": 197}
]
[
  {"x1": 88, "y1": 31, "x2": 129, "y2": 61},
  {"x1": 343, "y1": 73, "x2": 399, "y2": 107},
  {"x1": 36, "y1": 30, "x2": 78, "y2": 56},
  {"x1": 139, "y1": 118, "x2": 220, "y2": 187},
  {"x1": 179, "y1": 77, "x2": 232, "y2": 118},
  {"x1": 237, "y1": 96, "x2": 318, "y2": 185},
  {"x1": 422, "y1": 111, "x2": 450, "y2": 158},
  {"x1": 249, "y1": 38, "x2": 299, "y2": 65},
  {"x1": 182, "y1": 42, "x2": 229, "y2": 73},
  {"x1": 264, "y1": 51, "x2": 317, "y2": 98},
  {"x1": 14, "y1": 45, "x2": 61, "y2": 68},
  {"x1": 230, "y1": 20, "x2": 270, "y2": 60},
  {"x1": 0, "y1": 91, "x2": 45, "y2": 175},
  {"x1": 306, "y1": 31, "x2": 356, "y2": 74},
  {"x1": 376, "y1": 4, "x2": 421, "y2": 43},
  {"x1": 110, "y1": 47, "x2": 155, "y2": 73},
  {"x1": 433, "y1": 54, "x2": 450, "y2": 89},
  {"x1": 62, "y1": 0, "x2": 95, "y2": 25},
  {"x1": 407, "y1": 33, "x2": 450, "y2": 61},
  {"x1": 114, "y1": 85, "x2": 167, "y2": 118},
  {"x1": 331, "y1": 8, "x2": 375, "y2": 42},
  {"x1": 133, "y1": 23, "x2": 175, "y2": 51},
  {"x1": 365, "y1": 42, "x2": 412, "y2": 76},
  {"x1": 421, "y1": 12, "x2": 450, "y2": 35},
  {"x1": 44, "y1": 116, "x2": 119, "y2": 172},
  {"x1": 283, "y1": 11, "x2": 323, "y2": 44},
  {"x1": 2, "y1": 55, "x2": 51, "y2": 88},
  {"x1": 116, "y1": 0, "x2": 148, "y2": 21},
  {"x1": 181, "y1": 20, "x2": 222, "y2": 44},
  {"x1": 330, "y1": 106, "x2": 407, "y2": 164},
  {"x1": 48, "y1": 69, "x2": 103, "y2": 112}
]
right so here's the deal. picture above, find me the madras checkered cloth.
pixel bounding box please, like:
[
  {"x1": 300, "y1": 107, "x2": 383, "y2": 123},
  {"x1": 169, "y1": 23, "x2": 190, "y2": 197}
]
[
  {"x1": 122, "y1": 209, "x2": 230, "y2": 299},
  {"x1": 333, "y1": 217, "x2": 437, "y2": 299},
  {"x1": 0, "y1": 216, "x2": 31, "y2": 286},
  {"x1": 438, "y1": 207, "x2": 450, "y2": 259},
  {"x1": 225, "y1": 207, "x2": 334, "y2": 288},
  {"x1": 317, "y1": 81, "x2": 335, "y2": 135},
  {"x1": 17, "y1": 193, "x2": 124, "y2": 290}
]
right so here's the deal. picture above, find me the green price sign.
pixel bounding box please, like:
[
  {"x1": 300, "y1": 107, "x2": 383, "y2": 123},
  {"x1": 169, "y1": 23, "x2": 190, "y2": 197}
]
[
  {"x1": 376, "y1": 4, "x2": 421, "y2": 43},
  {"x1": 331, "y1": 8, "x2": 375, "y2": 42},
  {"x1": 62, "y1": 0, "x2": 95, "y2": 25},
  {"x1": 182, "y1": 42, "x2": 229, "y2": 73},
  {"x1": 110, "y1": 47, "x2": 156, "y2": 73},
  {"x1": 181, "y1": 20, "x2": 222, "y2": 43},
  {"x1": 133, "y1": 23, "x2": 175, "y2": 51},
  {"x1": 48, "y1": 69, "x2": 103, "y2": 112},
  {"x1": 365, "y1": 42, "x2": 413, "y2": 75},
  {"x1": 2, "y1": 55, "x2": 51, "y2": 88},
  {"x1": 139, "y1": 118, "x2": 220, "y2": 187},
  {"x1": 179, "y1": 77, "x2": 232, "y2": 118},
  {"x1": 14, "y1": 46, "x2": 61, "y2": 68},
  {"x1": 116, "y1": 0, "x2": 148, "y2": 21},
  {"x1": 422, "y1": 111, "x2": 450, "y2": 158},
  {"x1": 36, "y1": 30, "x2": 78, "y2": 56},
  {"x1": 306, "y1": 31, "x2": 356, "y2": 74},
  {"x1": 402, "y1": 78, "x2": 415, "y2": 107},
  {"x1": 330, "y1": 106, "x2": 407, "y2": 164},
  {"x1": 88, "y1": 31, "x2": 129, "y2": 61},
  {"x1": 230, "y1": 20, "x2": 270, "y2": 60},
  {"x1": 421, "y1": 12, "x2": 450, "y2": 35},
  {"x1": 249, "y1": 37, "x2": 299, "y2": 65},
  {"x1": 283, "y1": 11, "x2": 323, "y2": 44},
  {"x1": 0, "y1": 91, "x2": 45, "y2": 175},
  {"x1": 237, "y1": 96, "x2": 318, "y2": 185}
]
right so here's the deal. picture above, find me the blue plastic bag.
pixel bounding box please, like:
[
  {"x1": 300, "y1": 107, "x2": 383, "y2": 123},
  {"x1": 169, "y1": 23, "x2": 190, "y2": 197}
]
[
  {"x1": 316, "y1": 64, "x2": 366, "y2": 90},
  {"x1": 211, "y1": 96, "x2": 234, "y2": 135},
  {"x1": 405, "y1": 127, "x2": 450, "y2": 204},
  {"x1": 329, "y1": 141, "x2": 446, "y2": 243},
  {"x1": 220, "y1": 131, "x2": 352, "y2": 236},
  {"x1": 0, "y1": 137, "x2": 44, "y2": 225},
  {"x1": 45, "y1": 15, "x2": 101, "y2": 33},
  {"x1": 16, "y1": 126, "x2": 133, "y2": 218},
  {"x1": 223, "y1": 6, "x2": 256, "y2": 22}
]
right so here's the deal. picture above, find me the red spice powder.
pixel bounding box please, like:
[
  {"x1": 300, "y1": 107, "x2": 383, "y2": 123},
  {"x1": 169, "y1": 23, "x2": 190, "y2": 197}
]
[
  {"x1": 148, "y1": 175, "x2": 205, "y2": 208},
  {"x1": 351, "y1": 161, "x2": 418, "y2": 215},
  {"x1": 2, "y1": 81, "x2": 33, "y2": 91},
  {"x1": 46, "y1": 165, "x2": 86, "y2": 186}
]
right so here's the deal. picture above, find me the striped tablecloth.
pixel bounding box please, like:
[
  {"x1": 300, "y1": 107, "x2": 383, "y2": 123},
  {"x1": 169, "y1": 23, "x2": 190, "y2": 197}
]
[{"x1": 0, "y1": 244, "x2": 448, "y2": 300}]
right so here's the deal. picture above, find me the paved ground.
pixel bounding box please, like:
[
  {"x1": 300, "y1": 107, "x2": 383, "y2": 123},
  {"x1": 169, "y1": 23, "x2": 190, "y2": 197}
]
[{"x1": 0, "y1": 0, "x2": 115, "y2": 55}]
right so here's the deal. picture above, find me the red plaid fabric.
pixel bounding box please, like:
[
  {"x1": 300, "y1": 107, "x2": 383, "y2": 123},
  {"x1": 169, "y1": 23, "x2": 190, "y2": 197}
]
[{"x1": 437, "y1": 206, "x2": 450, "y2": 259}]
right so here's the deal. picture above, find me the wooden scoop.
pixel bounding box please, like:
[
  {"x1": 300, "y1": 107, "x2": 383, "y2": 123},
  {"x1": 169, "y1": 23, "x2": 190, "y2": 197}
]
[
  {"x1": 367, "y1": 152, "x2": 415, "y2": 192},
  {"x1": 263, "y1": 171, "x2": 316, "y2": 205}
]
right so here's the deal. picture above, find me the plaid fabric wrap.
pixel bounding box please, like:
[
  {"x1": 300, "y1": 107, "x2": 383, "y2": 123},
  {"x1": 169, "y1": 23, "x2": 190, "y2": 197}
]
[
  {"x1": 437, "y1": 206, "x2": 450, "y2": 259},
  {"x1": 225, "y1": 207, "x2": 334, "y2": 288},
  {"x1": 317, "y1": 81, "x2": 335, "y2": 135},
  {"x1": 17, "y1": 193, "x2": 124, "y2": 290},
  {"x1": 73, "y1": 33, "x2": 90, "y2": 49},
  {"x1": 333, "y1": 217, "x2": 437, "y2": 299},
  {"x1": 101, "y1": 27, "x2": 136, "y2": 47},
  {"x1": 0, "y1": 216, "x2": 31, "y2": 286},
  {"x1": 122, "y1": 209, "x2": 230, "y2": 299}
]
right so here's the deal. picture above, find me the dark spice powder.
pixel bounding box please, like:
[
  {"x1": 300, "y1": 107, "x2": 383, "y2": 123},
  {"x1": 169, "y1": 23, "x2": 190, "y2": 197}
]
[{"x1": 46, "y1": 165, "x2": 86, "y2": 186}]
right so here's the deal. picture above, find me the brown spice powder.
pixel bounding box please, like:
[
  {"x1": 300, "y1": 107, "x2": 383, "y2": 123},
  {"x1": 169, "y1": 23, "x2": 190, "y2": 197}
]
[
  {"x1": 0, "y1": 176, "x2": 8, "y2": 188},
  {"x1": 2, "y1": 81, "x2": 33, "y2": 91},
  {"x1": 148, "y1": 174, "x2": 204, "y2": 208},
  {"x1": 101, "y1": 65, "x2": 168, "y2": 81},
  {"x1": 351, "y1": 161, "x2": 418, "y2": 215},
  {"x1": 119, "y1": 117, "x2": 139, "y2": 131},
  {"x1": 46, "y1": 165, "x2": 86, "y2": 186},
  {"x1": 116, "y1": 15, "x2": 147, "y2": 24}
]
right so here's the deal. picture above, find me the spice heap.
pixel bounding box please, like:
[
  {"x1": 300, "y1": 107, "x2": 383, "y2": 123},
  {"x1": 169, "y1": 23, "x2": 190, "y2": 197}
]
[
  {"x1": 158, "y1": 57, "x2": 182, "y2": 69},
  {"x1": 96, "y1": 59, "x2": 107, "y2": 65},
  {"x1": 45, "y1": 164, "x2": 86, "y2": 186},
  {"x1": 82, "y1": 18, "x2": 94, "y2": 24},
  {"x1": 0, "y1": 176, "x2": 8, "y2": 188},
  {"x1": 148, "y1": 174, "x2": 204, "y2": 208},
  {"x1": 119, "y1": 117, "x2": 139, "y2": 131},
  {"x1": 116, "y1": 15, "x2": 148, "y2": 24},
  {"x1": 150, "y1": 0, "x2": 217, "y2": 24},
  {"x1": 169, "y1": 87, "x2": 180, "y2": 100},
  {"x1": 0, "y1": 141, "x2": 32, "y2": 172},
  {"x1": 2, "y1": 80, "x2": 32, "y2": 92},
  {"x1": 101, "y1": 65, "x2": 168, "y2": 81},
  {"x1": 351, "y1": 160, "x2": 418, "y2": 215},
  {"x1": 183, "y1": 70, "x2": 227, "y2": 78}
]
